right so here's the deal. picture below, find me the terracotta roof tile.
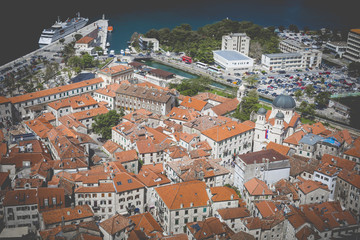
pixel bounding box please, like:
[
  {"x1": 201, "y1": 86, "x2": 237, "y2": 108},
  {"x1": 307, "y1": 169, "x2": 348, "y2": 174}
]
[
  {"x1": 0, "y1": 96, "x2": 11, "y2": 104},
  {"x1": 295, "y1": 225, "x2": 321, "y2": 240},
  {"x1": 112, "y1": 172, "x2": 144, "y2": 193},
  {"x1": 321, "y1": 154, "x2": 356, "y2": 171},
  {"x1": 99, "y1": 213, "x2": 131, "y2": 235},
  {"x1": 155, "y1": 181, "x2": 209, "y2": 210},
  {"x1": 201, "y1": 121, "x2": 253, "y2": 142},
  {"x1": 71, "y1": 106, "x2": 108, "y2": 121},
  {"x1": 180, "y1": 96, "x2": 208, "y2": 112},
  {"x1": 244, "y1": 178, "x2": 273, "y2": 196},
  {"x1": 76, "y1": 36, "x2": 94, "y2": 44},
  {"x1": 211, "y1": 98, "x2": 239, "y2": 116},
  {"x1": 167, "y1": 107, "x2": 201, "y2": 122},
  {"x1": 338, "y1": 169, "x2": 360, "y2": 189},
  {"x1": 95, "y1": 83, "x2": 122, "y2": 98},
  {"x1": 217, "y1": 207, "x2": 250, "y2": 220},
  {"x1": 283, "y1": 131, "x2": 306, "y2": 145},
  {"x1": 103, "y1": 140, "x2": 122, "y2": 154},
  {"x1": 135, "y1": 166, "x2": 171, "y2": 187},
  {"x1": 114, "y1": 149, "x2": 138, "y2": 163},
  {"x1": 9, "y1": 78, "x2": 104, "y2": 104},
  {"x1": 128, "y1": 212, "x2": 163, "y2": 238},
  {"x1": 266, "y1": 141, "x2": 290, "y2": 156},
  {"x1": 100, "y1": 64, "x2": 132, "y2": 75},
  {"x1": 25, "y1": 117, "x2": 54, "y2": 138},
  {"x1": 3, "y1": 189, "x2": 37, "y2": 206},
  {"x1": 297, "y1": 179, "x2": 329, "y2": 194},
  {"x1": 193, "y1": 92, "x2": 230, "y2": 104},
  {"x1": 186, "y1": 217, "x2": 234, "y2": 240},
  {"x1": 210, "y1": 186, "x2": 240, "y2": 202},
  {"x1": 48, "y1": 94, "x2": 97, "y2": 110},
  {"x1": 238, "y1": 149, "x2": 288, "y2": 165},
  {"x1": 75, "y1": 183, "x2": 115, "y2": 193},
  {"x1": 254, "y1": 201, "x2": 278, "y2": 218},
  {"x1": 42, "y1": 205, "x2": 94, "y2": 226}
]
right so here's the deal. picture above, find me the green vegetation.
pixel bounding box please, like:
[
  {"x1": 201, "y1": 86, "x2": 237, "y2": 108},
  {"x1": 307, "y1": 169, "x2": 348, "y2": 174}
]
[
  {"x1": 208, "y1": 89, "x2": 235, "y2": 98},
  {"x1": 300, "y1": 117, "x2": 316, "y2": 125},
  {"x1": 67, "y1": 53, "x2": 100, "y2": 70},
  {"x1": 233, "y1": 89, "x2": 259, "y2": 121},
  {"x1": 74, "y1": 34, "x2": 83, "y2": 41},
  {"x1": 169, "y1": 77, "x2": 211, "y2": 96},
  {"x1": 144, "y1": 19, "x2": 280, "y2": 63},
  {"x1": 224, "y1": 184, "x2": 242, "y2": 198},
  {"x1": 299, "y1": 101, "x2": 316, "y2": 120},
  {"x1": 348, "y1": 62, "x2": 360, "y2": 78},
  {"x1": 315, "y1": 92, "x2": 331, "y2": 108},
  {"x1": 294, "y1": 90, "x2": 303, "y2": 101},
  {"x1": 243, "y1": 75, "x2": 258, "y2": 87},
  {"x1": 255, "y1": 103, "x2": 271, "y2": 111},
  {"x1": 92, "y1": 110, "x2": 124, "y2": 139}
]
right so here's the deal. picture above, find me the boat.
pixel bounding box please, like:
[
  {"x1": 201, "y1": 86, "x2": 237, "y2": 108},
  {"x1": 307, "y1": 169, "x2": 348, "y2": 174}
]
[
  {"x1": 106, "y1": 42, "x2": 110, "y2": 47},
  {"x1": 120, "y1": 49, "x2": 125, "y2": 56},
  {"x1": 38, "y1": 13, "x2": 88, "y2": 48},
  {"x1": 110, "y1": 50, "x2": 115, "y2": 55},
  {"x1": 107, "y1": 26, "x2": 113, "y2": 32}
]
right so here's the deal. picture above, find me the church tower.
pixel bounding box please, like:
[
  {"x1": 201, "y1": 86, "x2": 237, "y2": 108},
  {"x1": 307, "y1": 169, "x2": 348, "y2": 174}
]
[
  {"x1": 254, "y1": 108, "x2": 267, "y2": 151},
  {"x1": 271, "y1": 111, "x2": 285, "y2": 145},
  {"x1": 237, "y1": 84, "x2": 246, "y2": 103}
]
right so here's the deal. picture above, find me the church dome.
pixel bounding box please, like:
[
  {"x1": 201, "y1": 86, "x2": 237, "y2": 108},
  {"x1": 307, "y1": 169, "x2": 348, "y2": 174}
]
[
  {"x1": 275, "y1": 111, "x2": 285, "y2": 119},
  {"x1": 272, "y1": 95, "x2": 296, "y2": 109},
  {"x1": 257, "y1": 108, "x2": 267, "y2": 115}
]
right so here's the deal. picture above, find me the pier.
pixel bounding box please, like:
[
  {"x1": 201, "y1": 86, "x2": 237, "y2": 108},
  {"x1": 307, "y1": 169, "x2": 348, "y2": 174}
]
[{"x1": 0, "y1": 18, "x2": 108, "y2": 71}]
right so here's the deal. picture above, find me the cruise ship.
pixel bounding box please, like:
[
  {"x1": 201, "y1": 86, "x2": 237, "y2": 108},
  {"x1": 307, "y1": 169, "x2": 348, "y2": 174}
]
[{"x1": 38, "y1": 13, "x2": 89, "y2": 48}]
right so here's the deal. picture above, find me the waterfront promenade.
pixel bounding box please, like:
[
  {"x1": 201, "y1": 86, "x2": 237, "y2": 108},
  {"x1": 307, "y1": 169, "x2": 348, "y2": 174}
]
[{"x1": 0, "y1": 19, "x2": 108, "y2": 71}]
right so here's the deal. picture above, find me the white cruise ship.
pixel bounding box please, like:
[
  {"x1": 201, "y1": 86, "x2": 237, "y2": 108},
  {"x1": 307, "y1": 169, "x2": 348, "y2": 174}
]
[{"x1": 38, "y1": 13, "x2": 89, "y2": 48}]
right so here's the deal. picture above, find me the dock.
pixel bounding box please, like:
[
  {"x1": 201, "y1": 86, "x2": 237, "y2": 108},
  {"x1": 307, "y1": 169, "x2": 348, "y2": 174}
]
[{"x1": 0, "y1": 18, "x2": 108, "y2": 71}]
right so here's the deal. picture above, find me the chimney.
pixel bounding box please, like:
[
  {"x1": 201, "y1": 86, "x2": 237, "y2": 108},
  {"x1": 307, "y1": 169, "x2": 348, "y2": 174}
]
[
  {"x1": 61, "y1": 216, "x2": 65, "y2": 227},
  {"x1": 71, "y1": 203, "x2": 75, "y2": 209},
  {"x1": 231, "y1": 194, "x2": 234, "y2": 200}
]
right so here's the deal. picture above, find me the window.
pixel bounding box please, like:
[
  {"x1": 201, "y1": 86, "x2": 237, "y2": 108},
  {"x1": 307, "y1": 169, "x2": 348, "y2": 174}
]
[
  {"x1": 52, "y1": 197, "x2": 57, "y2": 205},
  {"x1": 175, "y1": 211, "x2": 179, "y2": 216},
  {"x1": 175, "y1": 219, "x2": 179, "y2": 225},
  {"x1": 203, "y1": 208, "x2": 207, "y2": 213},
  {"x1": 185, "y1": 210, "x2": 188, "y2": 215},
  {"x1": 44, "y1": 199, "x2": 49, "y2": 206},
  {"x1": 194, "y1": 209, "x2": 197, "y2": 214}
]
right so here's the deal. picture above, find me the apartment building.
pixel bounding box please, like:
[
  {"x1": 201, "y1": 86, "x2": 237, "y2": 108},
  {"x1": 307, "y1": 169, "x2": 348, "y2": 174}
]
[
  {"x1": 261, "y1": 52, "x2": 303, "y2": 71},
  {"x1": 114, "y1": 150, "x2": 139, "y2": 174},
  {"x1": 279, "y1": 39, "x2": 307, "y2": 53},
  {"x1": 242, "y1": 178, "x2": 273, "y2": 214},
  {"x1": 325, "y1": 41, "x2": 347, "y2": 57},
  {"x1": 233, "y1": 149, "x2": 290, "y2": 191},
  {"x1": 200, "y1": 121, "x2": 254, "y2": 164},
  {"x1": 0, "y1": 96, "x2": 14, "y2": 127},
  {"x1": 139, "y1": 36, "x2": 160, "y2": 51},
  {"x1": 221, "y1": 33, "x2": 250, "y2": 56},
  {"x1": 186, "y1": 217, "x2": 234, "y2": 240},
  {"x1": 313, "y1": 163, "x2": 340, "y2": 200},
  {"x1": 164, "y1": 158, "x2": 230, "y2": 187},
  {"x1": 47, "y1": 94, "x2": 99, "y2": 123},
  {"x1": 154, "y1": 181, "x2": 211, "y2": 235},
  {"x1": 216, "y1": 207, "x2": 250, "y2": 232},
  {"x1": 296, "y1": 179, "x2": 330, "y2": 204},
  {"x1": 9, "y1": 78, "x2": 104, "y2": 121},
  {"x1": 93, "y1": 83, "x2": 121, "y2": 110},
  {"x1": 335, "y1": 169, "x2": 360, "y2": 218},
  {"x1": 97, "y1": 64, "x2": 134, "y2": 85},
  {"x1": 344, "y1": 29, "x2": 360, "y2": 62},
  {"x1": 116, "y1": 84, "x2": 176, "y2": 115}
]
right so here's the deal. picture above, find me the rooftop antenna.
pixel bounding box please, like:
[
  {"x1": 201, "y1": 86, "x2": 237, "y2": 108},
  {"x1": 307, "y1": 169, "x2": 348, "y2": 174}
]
[{"x1": 102, "y1": 14, "x2": 105, "y2": 20}]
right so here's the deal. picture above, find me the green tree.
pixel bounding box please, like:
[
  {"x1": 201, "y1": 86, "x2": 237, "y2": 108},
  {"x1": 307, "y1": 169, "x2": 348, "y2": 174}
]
[
  {"x1": 59, "y1": 38, "x2": 65, "y2": 44},
  {"x1": 294, "y1": 90, "x2": 303, "y2": 101},
  {"x1": 81, "y1": 53, "x2": 94, "y2": 69},
  {"x1": 243, "y1": 75, "x2": 258, "y2": 87},
  {"x1": 348, "y1": 62, "x2": 360, "y2": 77},
  {"x1": 305, "y1": 85, "x2": 315, "y2": 97},
  {"x1": 68, "y1": 56, "x2": 82, "y2": 68},
  {"x1": 92, "y1": 110, "x2": 123, "y2": 139},
  {"x1": 233, "y1": 90, "x2": 259, "y2": 121},
  {"x1": 315, "y1": 92, "x2": 331, "y2": 108},
  {"x1": 299, "y1": 101, "x2": 315, "y2": 119},
  {"x1": 289, "y1": 24, "x2": 299, "y2": 33},
  {"x1": 74, "y1": 34, "x2": 83, "y2": 41},
  {"x1": 303, "y1": 26, "x2": 310, "y2": 33},
  {"x1": 278, "y1": 25, "x2": 285, "y2": 32}
]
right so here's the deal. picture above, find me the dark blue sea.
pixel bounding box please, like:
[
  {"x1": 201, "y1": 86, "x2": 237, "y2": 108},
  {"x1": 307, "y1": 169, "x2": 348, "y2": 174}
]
[{"x1": 0, "y1": 0, "x2": 359, "y2": 65}]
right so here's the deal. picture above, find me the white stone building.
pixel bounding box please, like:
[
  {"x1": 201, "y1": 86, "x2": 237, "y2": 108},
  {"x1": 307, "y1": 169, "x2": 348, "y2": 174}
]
[
  {"x1": 213, "y1": 50, "x2": 254, "y2": 75},
  {"x1": 221, "y1": 33, "x2": 250, "y2": 56}
]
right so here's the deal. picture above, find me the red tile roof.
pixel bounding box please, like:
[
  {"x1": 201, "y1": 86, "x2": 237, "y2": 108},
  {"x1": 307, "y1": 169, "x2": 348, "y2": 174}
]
[
  {"x1": 25, "y1": 117, "x2": 54, "y2": 139},
  {"x1": 266, "y1": 141, "x2": 290, "y2": 156},
  {"x1": 3, "y1": 189, "x2": 37, "y2": 206},
  {"x1": 193, "y1": 92, "x2": 230, "y2": 104},
  {"x1": 42, "y1": 205, "x2": 94, "y2": 226},
  {"x1": 71, "y1": 106, "x2": 108, "y2": 121},
  {"x1": 155, "y1": 181, "x2": 209, "y2": 210},
  {"x1": 321, "y1": 154, "x2": 356, "y2": 171},
  {"x1": 217, "y1": 207, "x2": 250, "y2": 220},
  {"x1": 9, "y1": 78, "x2": 104, "y2": 104},
  {"x1": 186, "y1": 217, "x2": 234, "y2": 240},
  {"x1": 128, "y1": 212, "x2": 163, "y2": 238},
  {"x1": 201, "y1": 121, "x2": 253, "y2": 142},
  {"x1": 99, "y1": 213, "x2": 131, "y2": 235},
  {"x1": 102, "y1": 140, "x2": 122, "y2": 154},
  {"x1": 0, "y1": 96, "x2": 10, "y2": 104},
  {"x1": 95, "y1": 83, "x2": 122, "y2": 97},
  {"x1": 211, "y1": 98, "x2": 239, "y2": 116},
  {"x1": 297, "y1": 179, "x2": 329, "y2": 194},
  {"x1": 283, "y1": 131, "x2": 306, "y2": 145},
  {"x1": 254, "y1": 201, "x2": 278, "y2": 218},
  {"x1": 76, "y1": 36, "x2": 94, "y2": 44},
  {"x1": 244, "y1": 178, "x2": 273, "y2": 196},
  {"x1": 112, "y1": 172, "x2": 144, "y2": 193},
  {"x1": 337, "y1": 169, "x2": 360, "y2": 189},
  {"x1": 48, "y1": 94, "x2": 97, "y2": 110},
  {"x1": 75, "y1": 183, "x2": 115, "y2": 193},
  {"x1": 180, "y1": 96, "x2": 208, "y2": 112},
  {"x1": 100, "y1": 64, "x2": 132, "y2": 75},
  {"x1": 115, "y1": 149, "x2": 138, "y2": 163},
  {"x1": 210, "y1": 186, "x2": 240, "y2": 202},
  {"x1": 167, "y1": 107, "x2": 201, "y2": 122}
]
